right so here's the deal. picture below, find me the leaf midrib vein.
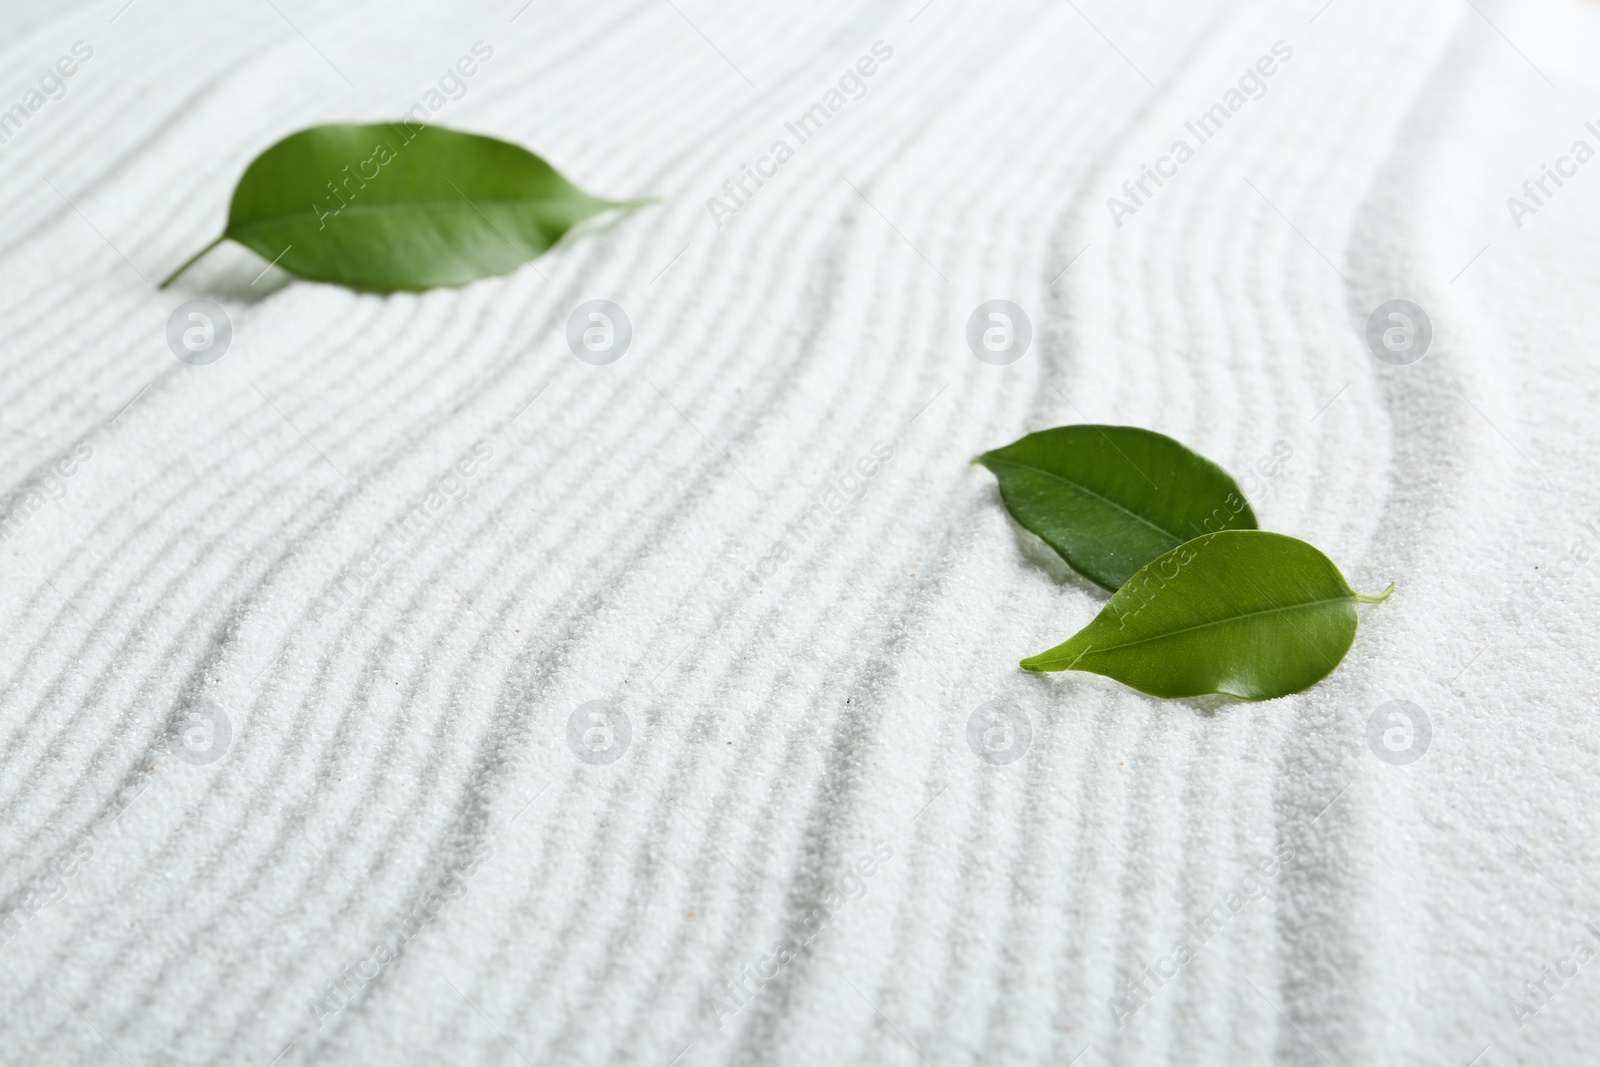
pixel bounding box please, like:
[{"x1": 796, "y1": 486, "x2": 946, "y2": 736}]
[
  {"x1": 990, "y1": 458, "x2": 1182, "y2": 544},
  {"x1": 229, "y1": 194, "x2": 596, "y2": 233},
  {"x1": 1074, "y1": 593, "x2": 1353, "y2": 657}
]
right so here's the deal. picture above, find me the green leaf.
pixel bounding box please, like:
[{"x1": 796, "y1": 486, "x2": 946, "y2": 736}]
[
  {"x1": 975, "y1": 425, "x2": 1258, "y2": 591},
  {"x1": 1020, "y1": 530, "x2": 1391, "y2": 700},
  {"x1": 160, "y1": 123, "x2": 644, "y2": 292}
]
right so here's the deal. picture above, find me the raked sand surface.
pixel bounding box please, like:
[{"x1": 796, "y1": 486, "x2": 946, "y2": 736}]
[{"x1": 3, "y1": 0, "x2": 1600, "y2": 1063}]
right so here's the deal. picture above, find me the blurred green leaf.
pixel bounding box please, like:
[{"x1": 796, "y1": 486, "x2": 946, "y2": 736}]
[{"x1": 161, "y1": 123, "x2": 643, "y2": 292}]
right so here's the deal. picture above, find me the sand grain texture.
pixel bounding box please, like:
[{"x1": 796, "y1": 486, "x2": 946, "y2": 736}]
[{"x1": 2, "y1": 0, "x2": 1599, "y2": 1063}]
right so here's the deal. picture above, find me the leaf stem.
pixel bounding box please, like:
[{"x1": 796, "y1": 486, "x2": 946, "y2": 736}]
[
  {"x1": 158, "y1": 235, "x2": 226, "y2": 290},
  {"x1": 1353, "y1": 582, "x2": 1395, "y2": 604}
]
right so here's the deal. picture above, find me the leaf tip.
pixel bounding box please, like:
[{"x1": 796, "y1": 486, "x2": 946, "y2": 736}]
[{"x1": 1019, "y1": 647, "x2": 1073, "y2": 672}]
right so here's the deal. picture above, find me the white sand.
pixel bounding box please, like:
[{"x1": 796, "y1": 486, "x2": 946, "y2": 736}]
[{"x1": 3, "y1": 0, "x2": 1599, "y2": 1062}]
